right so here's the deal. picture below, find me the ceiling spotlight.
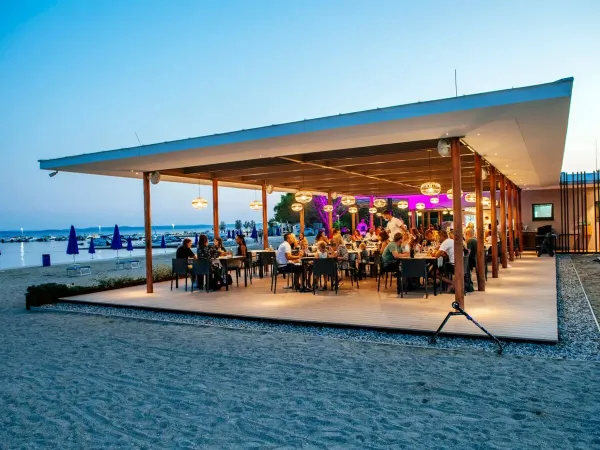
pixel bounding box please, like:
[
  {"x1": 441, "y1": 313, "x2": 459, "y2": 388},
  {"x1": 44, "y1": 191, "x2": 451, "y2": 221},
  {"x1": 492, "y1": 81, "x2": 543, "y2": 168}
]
[{"x1": 49, "y1": 171, "x2": 59, "y2": 178}]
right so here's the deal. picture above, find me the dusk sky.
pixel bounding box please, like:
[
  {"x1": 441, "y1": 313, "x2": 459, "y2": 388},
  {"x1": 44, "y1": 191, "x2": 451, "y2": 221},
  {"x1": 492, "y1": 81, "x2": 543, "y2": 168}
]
[{"x1": 1, "y1": 0, "x2": 599, "y2": 231}]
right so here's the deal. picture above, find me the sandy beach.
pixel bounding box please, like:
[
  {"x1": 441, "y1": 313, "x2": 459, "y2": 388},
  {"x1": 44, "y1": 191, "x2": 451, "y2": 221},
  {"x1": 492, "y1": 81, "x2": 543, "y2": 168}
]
[{"x1": 1, "y1": 256, "x2": 600, "y2": 448}]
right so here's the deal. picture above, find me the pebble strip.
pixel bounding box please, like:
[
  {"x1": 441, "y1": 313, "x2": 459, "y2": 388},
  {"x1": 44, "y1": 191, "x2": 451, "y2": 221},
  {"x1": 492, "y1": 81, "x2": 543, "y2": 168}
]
[{"x1": 38, "y1": 255, "x2": 600, "y2": 361}]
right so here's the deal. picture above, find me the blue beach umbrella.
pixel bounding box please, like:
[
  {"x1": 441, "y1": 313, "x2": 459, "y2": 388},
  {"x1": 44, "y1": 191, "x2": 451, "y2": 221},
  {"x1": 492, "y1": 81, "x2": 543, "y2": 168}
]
[
  {"x1": 111, "y1": 224, "x2": 123, "y2": 259},
  {"x1": 161, "y1": 234, "x2": 166, "y2": 253},
  {"x1": 251, "y1": 226, "x2": 258, "y2": 240},
  {"x1": 88, "y1": 237, "x2": 96, "y2": 259},
  {"x1": 193, "y1": 233, "x2": 199, "y2": 246},
  {"x1": 276, "y1": 227, "x2": 281, "y2": 236},
  {"x1": 227, "y1": 230, "x2": 231, "y2": 239},
  {"x1": 126, "y1": 237, "x2": 134, "y2": 256},
  {"x1": 66, "y1": 225, "x2": 79, "y2": 263}
]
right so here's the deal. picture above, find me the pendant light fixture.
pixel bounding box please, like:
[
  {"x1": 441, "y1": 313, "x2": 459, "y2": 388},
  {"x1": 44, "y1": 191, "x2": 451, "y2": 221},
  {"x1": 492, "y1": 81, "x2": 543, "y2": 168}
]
[
  {"x1": 397, "y1": 200, "x2": 409, "y2": 210},
  {"x1": 323, "y1": 204, "x2": 333, "y2": 213},
  {"x1": 249, "y1": 189, "x2": 262, "y2": 211},
  {"x1": 368, "y1": 206, "x2": 377, "y2": 214},
  {"x1": 191, "y1": 183, "x2": 208, "y2": 209},
  {"x1": 481, "y1": 196, "x2": 491, "y2": 207},
  {"x1": 420, "y1": 150, "x2": 441, "y2": 196},
  {"x1": 430, "y1": 197, "x2": 440, "y2": 204},
  {"x1": 447, "y1": 189, "x2": 463, "y2": 199},
  {"x1": 291, "y1": 203, "x2": 303, "y2": 212},
  {"x1": 348, "y1": 205, "x2": 358, "y2": 214},
  {"x1": 465, "y1": 192, "x2": 477, "y2": 203},
  {"x1": 415, "y1": 202, "x2": 426, "y2": 211},
  {"x1": 294, "y1": 167, "x2": 312, "y2": 204}
]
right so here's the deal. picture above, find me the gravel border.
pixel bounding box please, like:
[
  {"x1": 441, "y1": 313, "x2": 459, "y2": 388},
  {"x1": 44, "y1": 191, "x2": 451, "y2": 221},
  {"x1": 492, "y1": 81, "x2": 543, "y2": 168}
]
[{"x1": 36, "y1": 255, "x2": 600, "y2": 361}]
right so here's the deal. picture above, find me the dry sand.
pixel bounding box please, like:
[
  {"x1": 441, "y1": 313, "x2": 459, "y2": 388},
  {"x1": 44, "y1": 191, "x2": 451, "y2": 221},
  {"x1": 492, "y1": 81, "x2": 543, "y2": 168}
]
[{"x1": 1, "y1": 258, "x2": 600, "y2": 448}]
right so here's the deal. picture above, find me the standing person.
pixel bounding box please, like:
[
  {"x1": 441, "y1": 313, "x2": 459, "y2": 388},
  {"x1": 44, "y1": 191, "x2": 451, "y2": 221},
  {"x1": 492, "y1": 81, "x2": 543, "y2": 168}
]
[
  {"x1": 382, "y1": 210, "x2": 403, "y2": 242},
  {"x1": 276, "y1": 233, "x2": 304, "y2": 289},
  {"x1": 357, "y1": 218, "x2": 368, "y2": 236}
]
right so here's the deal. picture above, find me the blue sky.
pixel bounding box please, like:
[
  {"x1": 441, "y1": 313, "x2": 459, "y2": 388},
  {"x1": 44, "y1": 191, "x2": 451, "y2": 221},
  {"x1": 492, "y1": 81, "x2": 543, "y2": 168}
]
[{"x1": 1, "y1": 0, "x2": 599, "y2": 230}]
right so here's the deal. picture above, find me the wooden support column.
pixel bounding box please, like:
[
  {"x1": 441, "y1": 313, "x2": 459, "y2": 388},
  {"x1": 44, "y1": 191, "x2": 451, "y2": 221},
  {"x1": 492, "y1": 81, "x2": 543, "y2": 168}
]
[
  {"x1": 351, "y1": 211, "x2": 356, "y2": 232},
  {"x1": 474, "y1": 153, "x2": 485, "y2": 291},
  {"x1": 212, "y1": 179, "x2": 219, "y2": 239},
  {"x1": 451, "y1": 138, "x2": 464, "y2": 308},
  {"x1": 507, "y1": 181, "x2": 514, "y2": 261},
  {"x1": 499, "y1": 175, "x2": 508, "y2": 268},
  {"x1": 369, "y1": 196, "x2": 374, "y2": 228},
  {"x1": 490, "y1": 168, "x2": 499, "y2": 278},
  {"x1": 262, "y1": 184, "x2": 268, "y2": 249},
  {"x1": 299, "y1": 207, "x2": 305, "y2": 236},
  {"x1": 438, "y1": 211, "x2": 442, "y2": 226},
  {"x1": 143, "y1": 172, "x2": 153, "y2": 294},
  {"x1": 328, "y1": 192, "x2": 333, "y2": 238},
  {"x1": 410, "y1": 210, "x2": 416, "y2": 229}
]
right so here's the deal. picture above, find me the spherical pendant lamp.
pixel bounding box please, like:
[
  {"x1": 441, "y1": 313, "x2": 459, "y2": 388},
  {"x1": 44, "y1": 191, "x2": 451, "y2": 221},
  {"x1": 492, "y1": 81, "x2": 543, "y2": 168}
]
[
  {"x1": 368, "y1": 207, "x2": 377, "y2": 214},
  {"x1": 341, "y1": 195, "x2": 355, "y2": 206},
  {"x1": 192, "y1": 197, "x2": 208, "y2": 209},
  {"x1": 291, "y1": 202, "x2": 303, "y2": 212},
  {"x1": 295, "y1": 191, "x2": 312, "y2": 204},
  {"x1": 348, "y1": 206, "x2": 358, "y2": 214},
  {"x1": 249, "y1": 200, "x2": 262, "y2": 211},
  {"x1": 430, "y1": 197, "x2": 440, "y2": 204},
  {"x1": 464, "y1": 192, "x2": 477, "y2": 203},
  {"x1": 397, "y1": 200, "x2": 409, "y2": 210},
  {"x1": 373, "y1": 198, "x2": 387, "y2": 208},
  {"x1": 415, "y1": 202, "x2": 426, "y2": 211},
  {"x1": 323, "y1": 204, "x2": 333, "y2": 213}
]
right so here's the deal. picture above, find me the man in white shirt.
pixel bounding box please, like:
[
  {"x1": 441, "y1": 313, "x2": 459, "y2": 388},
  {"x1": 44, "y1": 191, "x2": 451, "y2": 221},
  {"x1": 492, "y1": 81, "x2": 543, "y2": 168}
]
[
  {"x1": 437, "y1": 230, "x2": 455, "y2": 264},
  {"x1": 382, "y1": 210, "x2": 403, "y2": 241},
  {"x1": 364, "y1": 226, "x2": 377, "y2": 241},
  {"x1": 276, "y1": 233, "x2": 304, "y2": 289}
]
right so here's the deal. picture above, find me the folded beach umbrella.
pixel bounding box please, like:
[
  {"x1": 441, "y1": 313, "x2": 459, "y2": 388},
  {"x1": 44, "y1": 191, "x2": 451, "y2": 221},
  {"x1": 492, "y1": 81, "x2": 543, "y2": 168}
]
[
  {"x1": 161, "y1": 234, "x2": 166, "y2": 253},
  {"x1": 111, "y1": 224, "x2": 123, "y2": 259},
  {"x1": 276, "y1": 227, "x2": 281, "y2": 236},
  {"x1": 251, "y1": 226, "x2": 258, "y2": 240},
  {"x1": 193, "y1": 233, "x2": 198, "y2": 246},
  {"x1": 88, "y1": 237, "x2": 96, "y2": 259},
  {"x1": 227, "y1": 230, "x2": 231, "y2": 239},
  {"x1": 66, "y1": 225, "x2": 79, "y2": 263},
  {"x1": 126, "y1": 237, "x2": 134, "y2": 256}
]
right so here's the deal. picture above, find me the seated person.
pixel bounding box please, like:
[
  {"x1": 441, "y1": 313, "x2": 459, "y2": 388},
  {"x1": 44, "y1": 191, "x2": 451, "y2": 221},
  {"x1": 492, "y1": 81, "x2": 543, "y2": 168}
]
[
  {"x1": 432, "y1": 230, "x2": 455, "y2": 291},
  {"x1": 364, "y1": 227, "x2": 377, "y2": 241},
  {"x1": 197, "y1": 234, "x2": 220, "y2": 260},
  {"x1": 378, "y1": 230, "x2": 390, "y2": 255},
  {"x1": 214, "y1": 236, "x2": 228, "y2": 255},
  {"x1": 176, "y1": 238, "x2": 197, "y2": 260},
  {"x1": 235, "y1": 235, "x2": 247, "y2": 257},
  {"x1": 333, "y1": 234, "x2": 349, "y2": 270},
  {"x1": 351, "y1": 229, "x2": 363, "y2": 241},
  {"x1": 381, "y1": 232, "x2": 409, "y2": 268},
  {"x1": 315, "y1": 230, "x2": 329, "y2": 244},
  {"x1": 297, "y1": 232, "x2": 309, "y2": 251},
  {"x1": 276, "y1": 233, "x2": 304, "y2": 289},
  {"x1": 316, "y1": 241, "x2": 329, "y2": 258}
]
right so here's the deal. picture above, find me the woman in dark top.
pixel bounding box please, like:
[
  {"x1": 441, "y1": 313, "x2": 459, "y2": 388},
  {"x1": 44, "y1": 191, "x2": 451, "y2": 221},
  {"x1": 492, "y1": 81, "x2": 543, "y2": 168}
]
[
  {"x1": 214, "y1": 236, "x2": 226, "y2": 253},
  {"x1": 197, "y1": 234, "x2": 219, "y2": 259},
  {"x1": 176, "y1": 238, "x2": 197, "y2": 259},
  {"x1": 235, "y1": 235, "x2": 247, "y2": 257}
]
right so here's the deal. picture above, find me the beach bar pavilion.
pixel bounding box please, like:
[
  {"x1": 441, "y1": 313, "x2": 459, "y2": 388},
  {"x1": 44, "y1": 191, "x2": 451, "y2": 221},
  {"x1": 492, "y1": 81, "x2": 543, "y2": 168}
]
[{"x1": 39, "y1": 78, "x2": 573, "y2": 342}]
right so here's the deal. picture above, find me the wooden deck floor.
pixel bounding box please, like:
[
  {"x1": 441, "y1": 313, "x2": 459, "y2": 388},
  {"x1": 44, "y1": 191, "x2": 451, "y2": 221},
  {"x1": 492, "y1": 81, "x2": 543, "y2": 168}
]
[{"x1": 60, "y1": 252, "x2": 558, "y2": 342}]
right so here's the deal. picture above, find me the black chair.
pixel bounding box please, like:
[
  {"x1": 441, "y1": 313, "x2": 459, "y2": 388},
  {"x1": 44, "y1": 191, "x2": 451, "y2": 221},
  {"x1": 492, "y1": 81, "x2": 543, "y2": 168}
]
[
  {"x1": 244, "y1": 252, "x2": 255, "y2": 284},
  {"x1": 258, "y1": 251, "x2": 276, "y2": 279},
  {"x1": 347, "y1": 253, "x2": 360, "y2": 288},
  {"x1": 312, "y1": 258, "x2": 339, "y2": 294},
  {"x1": 398, "y1": 259, "x2": 429, "y2": 298},
  {"x1": 191, "y1": 259, "x2": 211, "y2": 293},
  {"x1": 221, "y1": 258, "x2": 243, "y2": 290},
  {"x1": 260, "y1": 252, "x2": 287, "y2": 294},
  {"x1": 378, "y1": 260, "x2": 400, "y2": 292},
  {"x1": 367, "y1": 252, "x2": 381, "y2": 278},
  {"x1": 171, "y1": 258, "x2": 191, "y2": 291}
]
